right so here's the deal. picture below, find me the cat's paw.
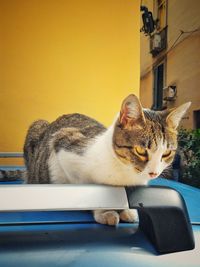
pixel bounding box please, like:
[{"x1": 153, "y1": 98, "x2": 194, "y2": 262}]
[
  {"x1": 93, "y1": 210, "x2": 120, "y2": 226},
  {"x1": 119, "y1": 209, "x2": 138, "y2": 223}
]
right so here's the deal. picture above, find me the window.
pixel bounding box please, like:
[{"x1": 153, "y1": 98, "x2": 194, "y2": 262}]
[
  {"x1": 155, "y1": 0, "x2": 167, "y2": 30},
  {"x1": 194, "y1": 110, "x2": 200, "y2": 129},
  {"x1": 152, "y1": 63, "x2": 165, "y2": 110}
]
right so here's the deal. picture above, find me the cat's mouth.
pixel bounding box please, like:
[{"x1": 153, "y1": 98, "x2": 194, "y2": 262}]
[{"x1": 148, "y1": 172, "x2": 159, "y2": 179}]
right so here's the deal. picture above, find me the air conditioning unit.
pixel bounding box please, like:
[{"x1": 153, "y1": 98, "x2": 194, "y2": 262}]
[
  {"x1": 150, "y1": 27, "x2": 167, "y2": 57},
  {"x1": 163, "y1": 85, "x2": 177, "y2": 101},
  {"x1": 152, "y1": 33, "x2": 162, "y2": 49}
]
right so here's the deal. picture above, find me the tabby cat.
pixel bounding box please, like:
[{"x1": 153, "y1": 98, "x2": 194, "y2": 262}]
[{"x1": 2, "y1": 95, "x2": 191, "y2": 225}]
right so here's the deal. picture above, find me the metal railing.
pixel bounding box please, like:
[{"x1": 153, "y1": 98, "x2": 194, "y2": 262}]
[{"x1": 0, "y1": 152, "x2": 23, "y2": 158}]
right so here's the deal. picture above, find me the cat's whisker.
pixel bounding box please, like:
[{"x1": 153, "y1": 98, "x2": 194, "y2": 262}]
[{"x1": 134, "y1": 167, "x2": 142, "y2": 173}]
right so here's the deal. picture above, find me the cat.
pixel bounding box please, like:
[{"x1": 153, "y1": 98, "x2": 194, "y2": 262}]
[{"x1": 1, "y1": 94, "x2": 191, "y2": 225}]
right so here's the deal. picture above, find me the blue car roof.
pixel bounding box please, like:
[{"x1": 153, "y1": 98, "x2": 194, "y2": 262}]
[
  {"x1": 150, "y1": 178, "x2": 200, "y2": 223},
  {"x1": 0, "y1": 178, "x2": 200, "y2": 267}
]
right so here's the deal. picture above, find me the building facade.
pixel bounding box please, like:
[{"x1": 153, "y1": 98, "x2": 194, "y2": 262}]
[{"x1": 140, "y1": 0, "x2": 200, "y2": 129}]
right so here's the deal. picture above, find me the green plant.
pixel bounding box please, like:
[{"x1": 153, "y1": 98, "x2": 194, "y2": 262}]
[{"x1": 178, "y1": 128, "x2": 200, "y2": 188}]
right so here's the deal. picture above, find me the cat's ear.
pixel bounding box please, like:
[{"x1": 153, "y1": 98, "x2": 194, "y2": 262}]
[
  {"x1": 119, "y1": 94, "x2": 146, "y2": 129},
  {"x1": 166, "y1": 102, "x2": 191, "y2": 129}
]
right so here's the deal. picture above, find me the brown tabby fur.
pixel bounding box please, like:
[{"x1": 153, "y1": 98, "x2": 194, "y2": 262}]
[{"x1": 23, "y1": 114, "x2": 106, "y2": 183}]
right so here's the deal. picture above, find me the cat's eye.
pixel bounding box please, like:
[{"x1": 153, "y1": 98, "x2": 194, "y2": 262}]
[
  {"x1": 162, "y1": 150, "x2": 172, "y2": 158},
  {"x1": 134, "y1": 146, "x2": 148, "y2": 157}
]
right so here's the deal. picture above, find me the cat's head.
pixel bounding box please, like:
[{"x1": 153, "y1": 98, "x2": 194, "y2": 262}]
[{"x1": 113, "y1": 94, "x2": 191, "y2": 182}]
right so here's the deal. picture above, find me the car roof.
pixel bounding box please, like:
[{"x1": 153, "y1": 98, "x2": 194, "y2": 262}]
[
  {"x1": 0, "y1": 178, "x2": 200, "y2": 266},
  {"x1": 150, "y1": 178, "x2": 200, "y2": 224}
]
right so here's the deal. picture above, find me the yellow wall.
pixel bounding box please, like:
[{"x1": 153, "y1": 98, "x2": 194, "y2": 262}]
[{"x1": 0, "y1": 0, "x2": 140, "y2": 162}]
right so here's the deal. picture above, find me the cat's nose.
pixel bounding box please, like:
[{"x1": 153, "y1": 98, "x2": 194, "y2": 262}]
[{"x1": 148, "y1": 172, "x2": 158, "y2": 179}]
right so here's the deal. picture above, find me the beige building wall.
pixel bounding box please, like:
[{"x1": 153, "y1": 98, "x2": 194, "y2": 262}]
[
  {"x1": 140, "y1": 0, "x2": 200, "y2": 129},
  {"x1": 140, "y1": 0, "x2": 153, "y2": 108},
  {"x1": 168, "y1": 0, "x2": 200, "y2": 48},
  {"x1": 140, "y1": 72, "x2": 153, "y2": 108},
  {"x1": 167, "y1": 33, "x2": 200, "y2": 128},
  {"x1": 140, "y1": 0, "x2": 153, "y2": 77},
  {"x1": 166, "y1": 0, "x2": 200, "y2": 128}
]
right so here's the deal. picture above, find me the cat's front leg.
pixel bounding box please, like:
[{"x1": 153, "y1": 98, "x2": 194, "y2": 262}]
[
  {"x1": 119, "y1": 209, "x2": 138, "y2": 223},
  {"x1": 93, "y1": 210, "x2": 120, "y2": 226},
  {"x1": 93, "y1": 209, "x2": 138, "y2": 226}
]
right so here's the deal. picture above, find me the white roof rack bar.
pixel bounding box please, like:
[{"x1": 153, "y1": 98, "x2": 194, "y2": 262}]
[{"x1": 0, "y1": 185, "x2": 129, "y2": 212}]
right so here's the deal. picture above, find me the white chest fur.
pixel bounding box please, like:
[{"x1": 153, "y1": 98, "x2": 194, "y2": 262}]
[{"x1": 48, "y1": 125, "x2": 148, "y2": 186}]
